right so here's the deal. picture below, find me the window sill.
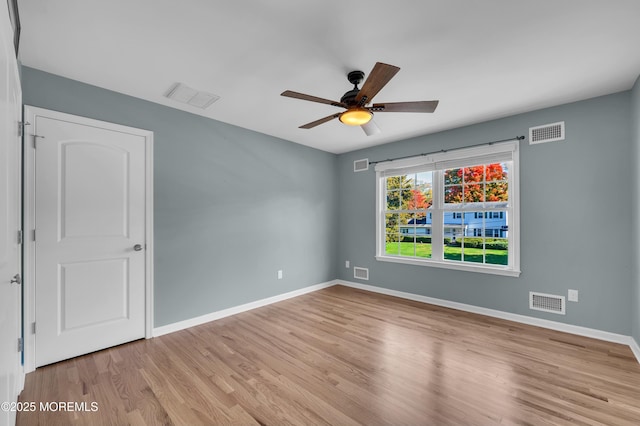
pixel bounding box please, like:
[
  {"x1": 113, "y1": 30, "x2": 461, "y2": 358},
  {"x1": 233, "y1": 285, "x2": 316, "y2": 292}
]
[{"x1": 375, "y1": 255, "x2": 521, "y2": 277}]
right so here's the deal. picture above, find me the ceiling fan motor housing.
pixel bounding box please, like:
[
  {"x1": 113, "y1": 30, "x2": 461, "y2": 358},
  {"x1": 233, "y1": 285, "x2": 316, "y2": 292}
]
[
  {"x1": 341, "y1": 70, "x2": 366, "y2": 106},
  {"x1": 340, "y1": 89, "x2": 360, "y2": 106}
]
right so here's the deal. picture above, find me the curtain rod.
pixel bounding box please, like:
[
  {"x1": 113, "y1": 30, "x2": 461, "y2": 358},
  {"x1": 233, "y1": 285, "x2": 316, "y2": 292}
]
[{"x1": 368, "y1": 136, "x2": 525, "y2": 166}]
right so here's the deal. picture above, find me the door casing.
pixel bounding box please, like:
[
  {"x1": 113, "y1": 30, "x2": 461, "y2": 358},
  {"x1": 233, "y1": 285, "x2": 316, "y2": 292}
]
[{"x1": 22, "y1": 105, "x2": 154, "y2": 372}]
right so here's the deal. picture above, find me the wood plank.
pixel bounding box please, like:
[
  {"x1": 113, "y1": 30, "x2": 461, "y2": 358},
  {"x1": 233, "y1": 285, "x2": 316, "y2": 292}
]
[{"x1": 17, "y1": 285, "x2": 640, "y2": 425}]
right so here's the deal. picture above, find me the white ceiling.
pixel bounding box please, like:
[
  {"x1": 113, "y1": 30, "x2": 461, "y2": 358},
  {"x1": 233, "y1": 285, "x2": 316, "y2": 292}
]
[{"x1": 18, "y1": 0, "x2": 640, "y2": 154}]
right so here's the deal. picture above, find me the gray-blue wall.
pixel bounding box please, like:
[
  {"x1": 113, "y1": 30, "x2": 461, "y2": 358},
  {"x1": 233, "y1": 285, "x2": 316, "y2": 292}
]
[
  {"x1": 22, "y1": 67, "x2": 339, "y2": 327},
  {"x1": 22, "y1": 66, "x2": 639, "y2": 337},
  {"x1": 337, "y1": 92, "x2": 633, "y2": 335},
  {"x1": 632, "y1": 75, "x2": 640, "y2": 344}
]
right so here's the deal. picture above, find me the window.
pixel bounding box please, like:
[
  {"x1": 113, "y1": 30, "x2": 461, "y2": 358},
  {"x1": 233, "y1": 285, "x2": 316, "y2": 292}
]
[{"x1": 376, "y1": 141, "x2": 520, "y2": 276}]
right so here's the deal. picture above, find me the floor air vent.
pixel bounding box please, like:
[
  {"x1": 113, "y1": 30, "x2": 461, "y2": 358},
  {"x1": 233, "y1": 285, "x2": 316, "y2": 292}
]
[
  {"x1": 353, "y1": 266, "x2": 369, "y2": 281},
  {"x1": 529, "y1": 292, "x2": 565, "y2": 315},
  {"x1": 529, "y1": 121, "x2": 565, "y2": 145},
  {"x1": 353, "y1": 158, "x2": 369, "y2": 172}
]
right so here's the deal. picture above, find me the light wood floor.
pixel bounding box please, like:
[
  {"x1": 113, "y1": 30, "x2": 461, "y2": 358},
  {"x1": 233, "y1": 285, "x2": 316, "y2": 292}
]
[{"x1": 17, "y1": 285, "x2": 640, "y2": 425}]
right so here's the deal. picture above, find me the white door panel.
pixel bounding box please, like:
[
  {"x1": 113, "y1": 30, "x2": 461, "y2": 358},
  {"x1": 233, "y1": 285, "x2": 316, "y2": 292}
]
[
  {"x1": 61, "y1": 142, "x2": 131, "y2": 239},
  {"x1": 60, "y1": 258, "x2": 130, "y2": 329},
  {"x1": 34, "y1": 114, "x2": 149, "y2": 367}
]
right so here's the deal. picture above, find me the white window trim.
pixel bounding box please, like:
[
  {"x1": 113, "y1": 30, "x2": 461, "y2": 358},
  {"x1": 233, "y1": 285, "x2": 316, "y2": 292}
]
[{"x1": 375, "y1": 141, "x2": 520, "y2": 277}]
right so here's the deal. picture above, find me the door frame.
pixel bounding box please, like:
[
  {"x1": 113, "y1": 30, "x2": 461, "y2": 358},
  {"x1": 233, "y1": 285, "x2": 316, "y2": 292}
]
[{"x1": 22, "y1": 105, "x2": 154, "y2": 373}]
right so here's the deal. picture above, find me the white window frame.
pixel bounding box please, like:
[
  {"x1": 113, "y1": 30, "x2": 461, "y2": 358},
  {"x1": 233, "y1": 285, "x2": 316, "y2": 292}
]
[{"x1": 375, "y1": 141, "x2": 520, "y2": 277}]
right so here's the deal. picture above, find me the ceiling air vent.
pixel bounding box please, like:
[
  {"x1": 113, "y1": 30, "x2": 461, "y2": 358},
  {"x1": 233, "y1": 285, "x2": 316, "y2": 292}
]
[
  {"x1": 354, "y1": 158, "x2": 369, "y2": 172},
  {"x1": 529, "y1": 121, "x2": 565, "y2": 145},
  {"x1": 529, "y1": 291, "x2": 565, "y2": 315},
  {"x1": 353, "y1": 266, "x2": 369, "y2": 281},
  {"x1": 165, "y1": 83, "x2": 220, "y2": 109}
]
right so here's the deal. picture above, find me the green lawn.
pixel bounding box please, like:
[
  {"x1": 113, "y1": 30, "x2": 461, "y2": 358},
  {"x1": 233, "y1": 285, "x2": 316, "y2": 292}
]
[{"x1": 385, "y1": 242, "x2": 508, "y2": 265}]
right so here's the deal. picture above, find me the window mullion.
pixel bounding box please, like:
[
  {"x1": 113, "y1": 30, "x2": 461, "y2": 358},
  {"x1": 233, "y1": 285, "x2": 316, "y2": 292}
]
[
  {"x1": 376, "y1": 174, "x2": 384, "y2": 257},
  {"x1": 431, "y1": 170, "x2": 444, "y2": 260}
]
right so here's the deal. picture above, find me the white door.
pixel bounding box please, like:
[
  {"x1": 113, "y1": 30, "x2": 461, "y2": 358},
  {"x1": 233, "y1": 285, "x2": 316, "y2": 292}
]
[
  {"x1": 32, "y1": 109, "x2": 151, "y2": 367},
  {"x1": 0, "y1": 4, "x2": 23, "y2": 425}
]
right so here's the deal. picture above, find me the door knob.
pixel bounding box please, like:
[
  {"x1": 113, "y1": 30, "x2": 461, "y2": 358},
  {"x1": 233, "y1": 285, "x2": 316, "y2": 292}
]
[
  {"x1": 10, "y1": 274, "x2": 21, "y2": 285},
  {"x1": 133, "y1": 244, "x2": 143, "y2": 251}
]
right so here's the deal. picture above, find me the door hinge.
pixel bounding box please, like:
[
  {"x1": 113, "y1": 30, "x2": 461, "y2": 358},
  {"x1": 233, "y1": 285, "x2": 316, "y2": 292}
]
[
  {"x1": 32, "y1": 229, "x2": 36, "y2": 241},
  {"x1": 18, "y1": 338, "x2": 23, "y2": 352},
  {"x1": 32, "y1": 322, "x2": 36, "y2": 334},
  {"x1": 17, "y1": 230, "x2": 23, "y2": 245},
  {"x1": 18, "y1": 121, "x2": 30, "y2": 137}
]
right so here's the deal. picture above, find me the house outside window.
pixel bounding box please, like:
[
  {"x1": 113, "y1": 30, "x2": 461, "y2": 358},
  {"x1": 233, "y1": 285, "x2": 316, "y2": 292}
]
[{"x1": 376, "y1": 141, "x2": 520, "y2": 276}]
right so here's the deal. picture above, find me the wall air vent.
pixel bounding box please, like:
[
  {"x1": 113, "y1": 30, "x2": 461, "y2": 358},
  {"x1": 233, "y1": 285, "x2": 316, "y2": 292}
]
[
  {"x1": 165, "y1": 83, "x2": 220, "y2": 109},
  {"x1": 529, "y1": 291, "x2": 565, "y2": 315},
  {"x1": 353, "y1": 266, "x2": 369, "y2": 281},
  {"x1": 354, "y1": 158, "x2": 369, "y2": 172},
  {"x1": 529, "y1": 121, "x2": 565, "y2": 145}
]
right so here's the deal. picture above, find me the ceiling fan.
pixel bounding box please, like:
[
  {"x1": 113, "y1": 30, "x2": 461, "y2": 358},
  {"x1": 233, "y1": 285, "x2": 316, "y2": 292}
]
[{"x1": 281, "y1": 62, "x2": 439, "y2": 136}]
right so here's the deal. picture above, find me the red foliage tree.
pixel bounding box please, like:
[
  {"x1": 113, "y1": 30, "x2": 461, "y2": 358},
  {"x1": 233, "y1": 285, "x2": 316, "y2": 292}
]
[
  {"x1": 444, "y1": 164, "x2": 508, "y2": 204},
  {"x1": 406, "y1": 189, "x2": 432, "y2": 209}
]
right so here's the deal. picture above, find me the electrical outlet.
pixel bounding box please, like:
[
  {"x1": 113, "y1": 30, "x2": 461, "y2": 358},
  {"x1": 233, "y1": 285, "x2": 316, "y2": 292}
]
[
  {"x1": 568, "y1": 289, "x2": 579, "y2": 302},
  {"x1": 345, "y1": 260, "x2": 350, "y2": 268},
  {"x1": 277, "y1": 270, "x2": 283, "y2": 280}
]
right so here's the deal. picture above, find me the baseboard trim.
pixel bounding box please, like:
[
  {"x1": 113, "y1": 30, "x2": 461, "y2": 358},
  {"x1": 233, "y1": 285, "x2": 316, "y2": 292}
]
[
  {"x1": 337, "y1": 280, "x2": 632, "y2": 346},
  {"x1": 630, "y1": 337, "x2": 640, "y2": 364},
  {"x1": 152, "y1": 278, "x2": 640, "y2": 365},
  {"x1": 153, "y1": 280, "x2": 336, "y2": 337}
]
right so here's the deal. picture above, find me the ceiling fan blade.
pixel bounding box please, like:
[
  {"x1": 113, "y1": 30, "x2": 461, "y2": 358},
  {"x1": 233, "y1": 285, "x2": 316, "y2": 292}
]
[
  {"x1": 355, "y1": 62, "x2": 401, "y2": 105},
  {"x1": 299, "y1": 113, "x2": 341, "y2": 129},
  {"x1": 281, "y1": 90, "x2": 347, "y2": 108},
  {"x1": 371, "y1": 100, "x2": 439, "y2": 113},
  {"x1": 361, "y1": 120, "x2": 381, "y2": 136}
]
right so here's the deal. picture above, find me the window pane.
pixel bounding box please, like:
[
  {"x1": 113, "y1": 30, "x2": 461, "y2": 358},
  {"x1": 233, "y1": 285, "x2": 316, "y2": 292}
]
[
  {"x1": 486, "y1": 182, "x2": 508, "y2": 202},
  {"x1": 414, "y1": 211, "x2": 431, "y2": 258},
  {"x1": 386, "y1": 190, "x2": 401, "y2": 210},
  {"x1": 412, "y1": 172, "x2": 433, "y2": 209},
  {"x1": 444, "y1": 236, "x2": 462, "y2": 261},
  {"x1": 399, "y1": 213, "x2": 415, "y2": 235},
  {"x1": 463, "y1": 238, "x2": 484, "y2": 263},
  {"x1": 444, "y1": 168, "x2": 462, "y2": 185},
  {"x1": 415, "y1": 235, "x2": 432, "y2": 258},
  {"x1": 463, "y1": 165, "x2": 484, "y2": 183},
  {"x1": 414, "y1": 212, "x2": 429, "y2": 234},
  {"x1": 485, "y1": 238, "x2": 508, "y2": 265},
  {"x1": 416, "y1": 172, "x2": 432, "y2": 192},
  {"x1": 386, "y1": 176, "x2": 402, "y2": 190},
  {"x1": 444, "y1": 185, "x2": 463, "y2": 204},
  {"x1": 486, "y1": 163, "x2": 508, "y2": 182},
  {"x1": 385, "y1": 213, "x2": 399, "y2": 234},
  {"x1": 444, "y1": 212, "x2": 463, "y2": 229},
  {"x1": 444, "y1": 222, "x2": 463, "y2": 261},
  {"x1": 443, "y1": 212, "x2": 463, "y2": 245},
  {"x1": 486, "y1": 210, "x2": 508, "y2": 238},
  {"x1": 398, "y1": 235, "x2": 415, "y2": 256},
  {"x1": 399, "y1": 214, "x2": 415, "y2": 256},
  {"x1": 463, "y1": 183, "x2": 485, "y2": 202},
  {"x1": 385, "y1": 233, "x2": 400, "y2": 255},
  {"x1": 465, "y1": 211, "x2": 483, "y2": 237},
  {"x1": 401, "y1": 189, "x2": 416, "y2": 210}
]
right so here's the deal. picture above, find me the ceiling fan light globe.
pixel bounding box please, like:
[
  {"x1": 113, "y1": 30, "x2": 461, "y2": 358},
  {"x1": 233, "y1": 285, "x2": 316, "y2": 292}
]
[{"x1": 339, "y1": 109, "x2": 373, "y2": 126}]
